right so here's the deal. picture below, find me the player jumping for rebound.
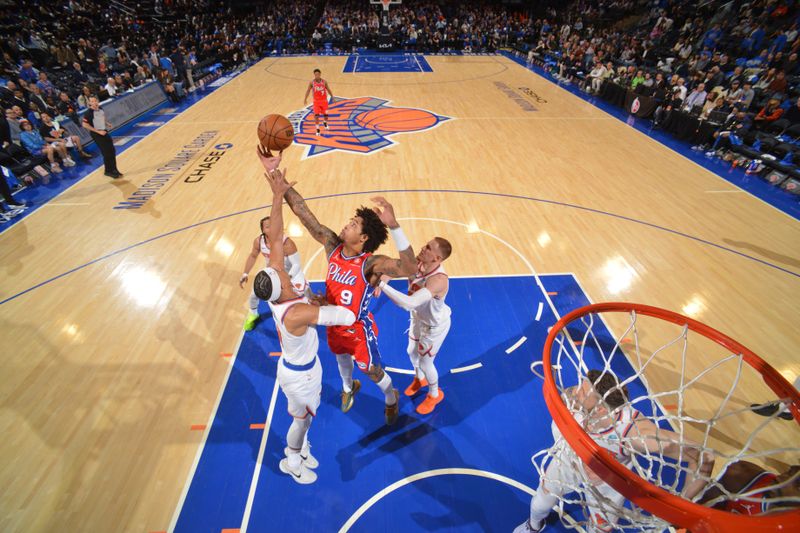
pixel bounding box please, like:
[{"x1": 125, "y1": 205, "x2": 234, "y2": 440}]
[
  {"x1": 252, "y1": 147, "x2": 357, "y2": 484},
  {"x1": 377, "y1": 237, "x2": 452, "y2": 415},
  {"x1": 304, "y1": 68, "x2": 333, "y2": 136},
  {"x1": 515, "y1": 370, "x2": 714, "y2": 532},
  {"x1": 278, "y1": 175, "x2": 417, "y2": 426}
]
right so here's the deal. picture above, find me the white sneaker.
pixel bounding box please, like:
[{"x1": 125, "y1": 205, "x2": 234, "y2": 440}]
[
  {"x1": 7, "y1": 206, "x2": 26, "y2": 218},
  {"x1": 279, "y1": 458, "x2": 317, "y2": 484},
  {"x1": 64, "y1": 158, "x2": 76, "y2": 167},
  {"x1": 513, "y1": 520, "x2": 543, "y2": 533},
  {"x1": 52, "y1": 164, "x2": 63, "y2": 173},
  {"x1": 704, "y1": 150, "x2": 716, "y2": 157},
  {"x1": 284, "y1": 445, "x2": 319, "y2": 469}
]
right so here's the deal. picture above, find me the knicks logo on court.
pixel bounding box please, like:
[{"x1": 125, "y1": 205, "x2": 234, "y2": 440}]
[{"x1": 288, "y1": 97, "x2": 449, "y2": 158}]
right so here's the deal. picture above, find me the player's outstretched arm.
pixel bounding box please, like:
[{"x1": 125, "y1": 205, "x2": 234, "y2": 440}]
[
  {"x1": 304, "y1": 82, "x2": 312, "y2": 105},
  {"x1": 325, "y1": 80, "x2": 333, "y2": 100},
  {"x1": 284, "y1": 304, "x2": 355, "y2": 336},
  {"x1": 629, "y1": 419, "x2": 715, "y2": 500},
  {"x1": 281, "y1": 179, "x2": 341, "y2": 256},
  {"x1": 258, "y1": 146, "x2": 294, "y2": 270},
  {"x1": 239, "y1": 237, "x2": 261, "y2": 288},
  {"x1": 283, "y1": 238, "x2": 303, "y2": 278},
  {"x1": 366, "y1": 196, "x2": 416, "y2": 281},
  {"x1": 377, "y1": 273, "x2": 447, "y2": 311}
]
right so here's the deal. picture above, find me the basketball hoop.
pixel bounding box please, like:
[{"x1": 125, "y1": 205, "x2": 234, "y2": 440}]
[
  {"x1": 370, "y1": 0, "x2": 400, "y2": 12},
  {"x1": 540, "y1": 302, "x2": 800, "y2": 533}
]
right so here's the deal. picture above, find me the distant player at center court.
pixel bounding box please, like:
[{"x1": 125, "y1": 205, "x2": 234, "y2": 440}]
[
  {"x1": 303, "y1": 68, "x2": 333, "y2": 136},
  {"x1": 279, "y1": 177, "x2": 417, "y2": 426}
]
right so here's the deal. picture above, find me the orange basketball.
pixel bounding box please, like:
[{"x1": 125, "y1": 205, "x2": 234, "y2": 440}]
[
  {"x1": 354, "y1": 108, "x2": 438, "y2": 132},
  {"x1": 257, "y1": 114, "x2": 294, "y2": 152}
]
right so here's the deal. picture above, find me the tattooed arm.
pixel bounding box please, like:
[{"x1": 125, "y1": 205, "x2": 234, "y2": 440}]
[{"x1": 281, "y1": 183, "x2": 341, "y2": 256}]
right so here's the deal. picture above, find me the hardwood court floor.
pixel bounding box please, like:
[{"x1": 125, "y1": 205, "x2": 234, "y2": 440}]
[{"x1": 0, "y1": 55, "x2": 798, "y2": 532}]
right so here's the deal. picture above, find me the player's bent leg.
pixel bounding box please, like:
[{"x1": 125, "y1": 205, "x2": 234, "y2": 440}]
[
  {"x1": 405, "y1": 328, "x2": 428, "y2": 396},
  {"x1": 243, "y1": 290, "x2": 260, "y2": 330},
  {"x1": 407, "y1": 334, "x2": 422, "y2": 374},
  {"x1": 335, "y1": 354, "x2": 359, "y2": 413},
  {"x1": 368, "y1": 364, "x2": 400, "y2": 425},
  {"x1": 517, "y1": 452, "x2": 574, "y2": 531}
]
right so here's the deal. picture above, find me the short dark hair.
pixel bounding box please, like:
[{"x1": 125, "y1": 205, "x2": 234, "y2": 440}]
[
  {"x1": 355, "y1": 206, "x2": 387, "y2": 253},
  {"x1": 434, "y1": 237, "x2": 452, "y2": 260},
  {"x1": 253, "y1": 270, "x2": 274, "y2": 301},
  {"x1": 259, "y1": 215, "x2": 270, "y2": 230},
  {"x1": 313, "y1": 68, "x2": 321, "y2": 74},
  {"x1": 587, "y1": 369, "x2": 629, "y2": 409}
]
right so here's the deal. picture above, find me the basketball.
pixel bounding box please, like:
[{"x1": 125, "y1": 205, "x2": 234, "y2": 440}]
[
  {"x1": 258, "y1": 114, "x2": 294, "y2": 152},
  {"x1": 354, "y1": 108, "x2": 438, "y2": 132}
]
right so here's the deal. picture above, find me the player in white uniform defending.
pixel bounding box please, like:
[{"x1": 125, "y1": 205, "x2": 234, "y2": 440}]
[
  {"x1": 239, "y1": 215, "x2": 308, "y2": 331},
  {"x1": 252, "y1": 148, "x2": 356, "y2": 484},
  {"x1": 515, "y1": 370, "x2": 714, "y2": 532},
  {"x1": 378, "y1": 237, "x2": 452, "y2": 415}
]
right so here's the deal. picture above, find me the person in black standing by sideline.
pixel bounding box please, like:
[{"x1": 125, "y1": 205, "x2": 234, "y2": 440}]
[{"x1": 82, "y1": 96, "x2": 122, "y2": 178}]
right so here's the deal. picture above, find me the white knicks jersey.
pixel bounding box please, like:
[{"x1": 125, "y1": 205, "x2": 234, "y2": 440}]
[
  {"x1": 260, "y1": 234, "x2": 308, "y2": 296},
  {"x1": 268, "y1": 296, "x2": 318, "y2": 367},
  {"x1": 260, "y1": 234, "x2": 291, "y2": 268},
  {"x1": 408, "y1": 264, "x2": 451, "y2": 326},
  {"x1": 551, "y1": 404, "x2": 641, "y2": 467}
]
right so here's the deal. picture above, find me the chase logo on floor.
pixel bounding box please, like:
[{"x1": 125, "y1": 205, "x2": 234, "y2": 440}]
[{"x1": 288, "y1": 97, "x2": 449, "y2": 158}]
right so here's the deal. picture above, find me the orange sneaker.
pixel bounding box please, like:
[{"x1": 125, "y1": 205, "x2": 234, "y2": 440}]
[
  {"x1": 416, "y1": 389, "x2": 444, "y2": 415},
  {"x1": 404, "y1": 377, "x2": 428, "y2": 397}
]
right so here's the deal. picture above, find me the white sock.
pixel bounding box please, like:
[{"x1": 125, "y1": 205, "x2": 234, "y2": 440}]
[
  {"x1": 376, "y1": 372, "x2": 396, "y2": 405},
  {"x1": 419, "y1": 355, "x2": 439, "y2": 397},
  {"x1": 336, "y1": 354, "x2": 354, "y2": 392},
  {"x1": 248, "y1": 290, "x2": 259, "y2": 315},
  {"x1": 530, "y1": 488, "x2": 558, "y2": 528},
  {"x1": 407, "y1": 338, "x2": 423, "y2": 380}
]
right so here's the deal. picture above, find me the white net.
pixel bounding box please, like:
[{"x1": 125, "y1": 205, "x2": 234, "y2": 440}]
[{"x1": 533, "y1": 306, "x2": 800, "y2": 532}]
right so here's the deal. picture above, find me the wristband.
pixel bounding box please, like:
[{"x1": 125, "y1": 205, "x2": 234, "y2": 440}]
[{"x1": 389, "y1": 226, "x2": 410, "y2": 252}]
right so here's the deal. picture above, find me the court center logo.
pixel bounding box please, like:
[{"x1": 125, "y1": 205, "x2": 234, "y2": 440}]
[{"x1": 288, "y1": 97, "x2": 449, "y2": 158}]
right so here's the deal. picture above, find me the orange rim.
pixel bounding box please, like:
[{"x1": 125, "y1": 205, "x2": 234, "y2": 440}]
[{"x1": 542, "y1": 302, "x2": 800, "y2": 533}]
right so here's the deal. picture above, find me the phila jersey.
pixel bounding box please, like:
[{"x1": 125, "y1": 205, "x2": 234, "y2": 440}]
[
  {"x1": 326, "y1": 244, "x2": 373, "y2": 326},
  {"x1": 312, "y1": 79, "x2": 327, "y2": 102}
]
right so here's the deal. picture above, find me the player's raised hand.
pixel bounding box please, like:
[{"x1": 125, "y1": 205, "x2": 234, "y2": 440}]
[
  {"x1": 264, "y1": 167, "x2": 296, "y2": 197},
  {"x1": 370, "y1": 196, "x2": 399, "y2": 229},
  {"x1": 256, "y1": 144, "x2": 281, "y2": 173}
]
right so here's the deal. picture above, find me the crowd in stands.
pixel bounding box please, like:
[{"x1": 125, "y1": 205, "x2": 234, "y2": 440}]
[
  {"x1": 0, "y1": 0, "x2": 317, "y2": 220},
  {"x1": 522, "y1": 0, "x2": 800, "y2": 187},
  {"x1": 2, "y1": 0, "x2": 798, "y2": 221}
]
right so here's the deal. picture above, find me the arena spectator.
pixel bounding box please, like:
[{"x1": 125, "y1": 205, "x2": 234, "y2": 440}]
[
  {"x1": 104, "y1": 77, "x2": 118, "y2": 98},
  {"x1": 19, "y1": 119, "x2": 69, "y2": 173},
  {"x1": 39, "y1": 113, "x2": 91, "y2": 160},
  {"x1": 754, "y1": 98, "x2": 785, "y2": 127}
]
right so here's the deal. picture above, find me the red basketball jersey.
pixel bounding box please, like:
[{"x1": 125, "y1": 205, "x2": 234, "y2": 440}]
[
  {"x1": 312, "y1": 79, "x2": 327, "y2": 103},
  {"x1": 724, "y1": 472, "x2": 777, "y2": 515},
  {"x1": 326, "y1": 244, "x2": 373, "y2": 326}
]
